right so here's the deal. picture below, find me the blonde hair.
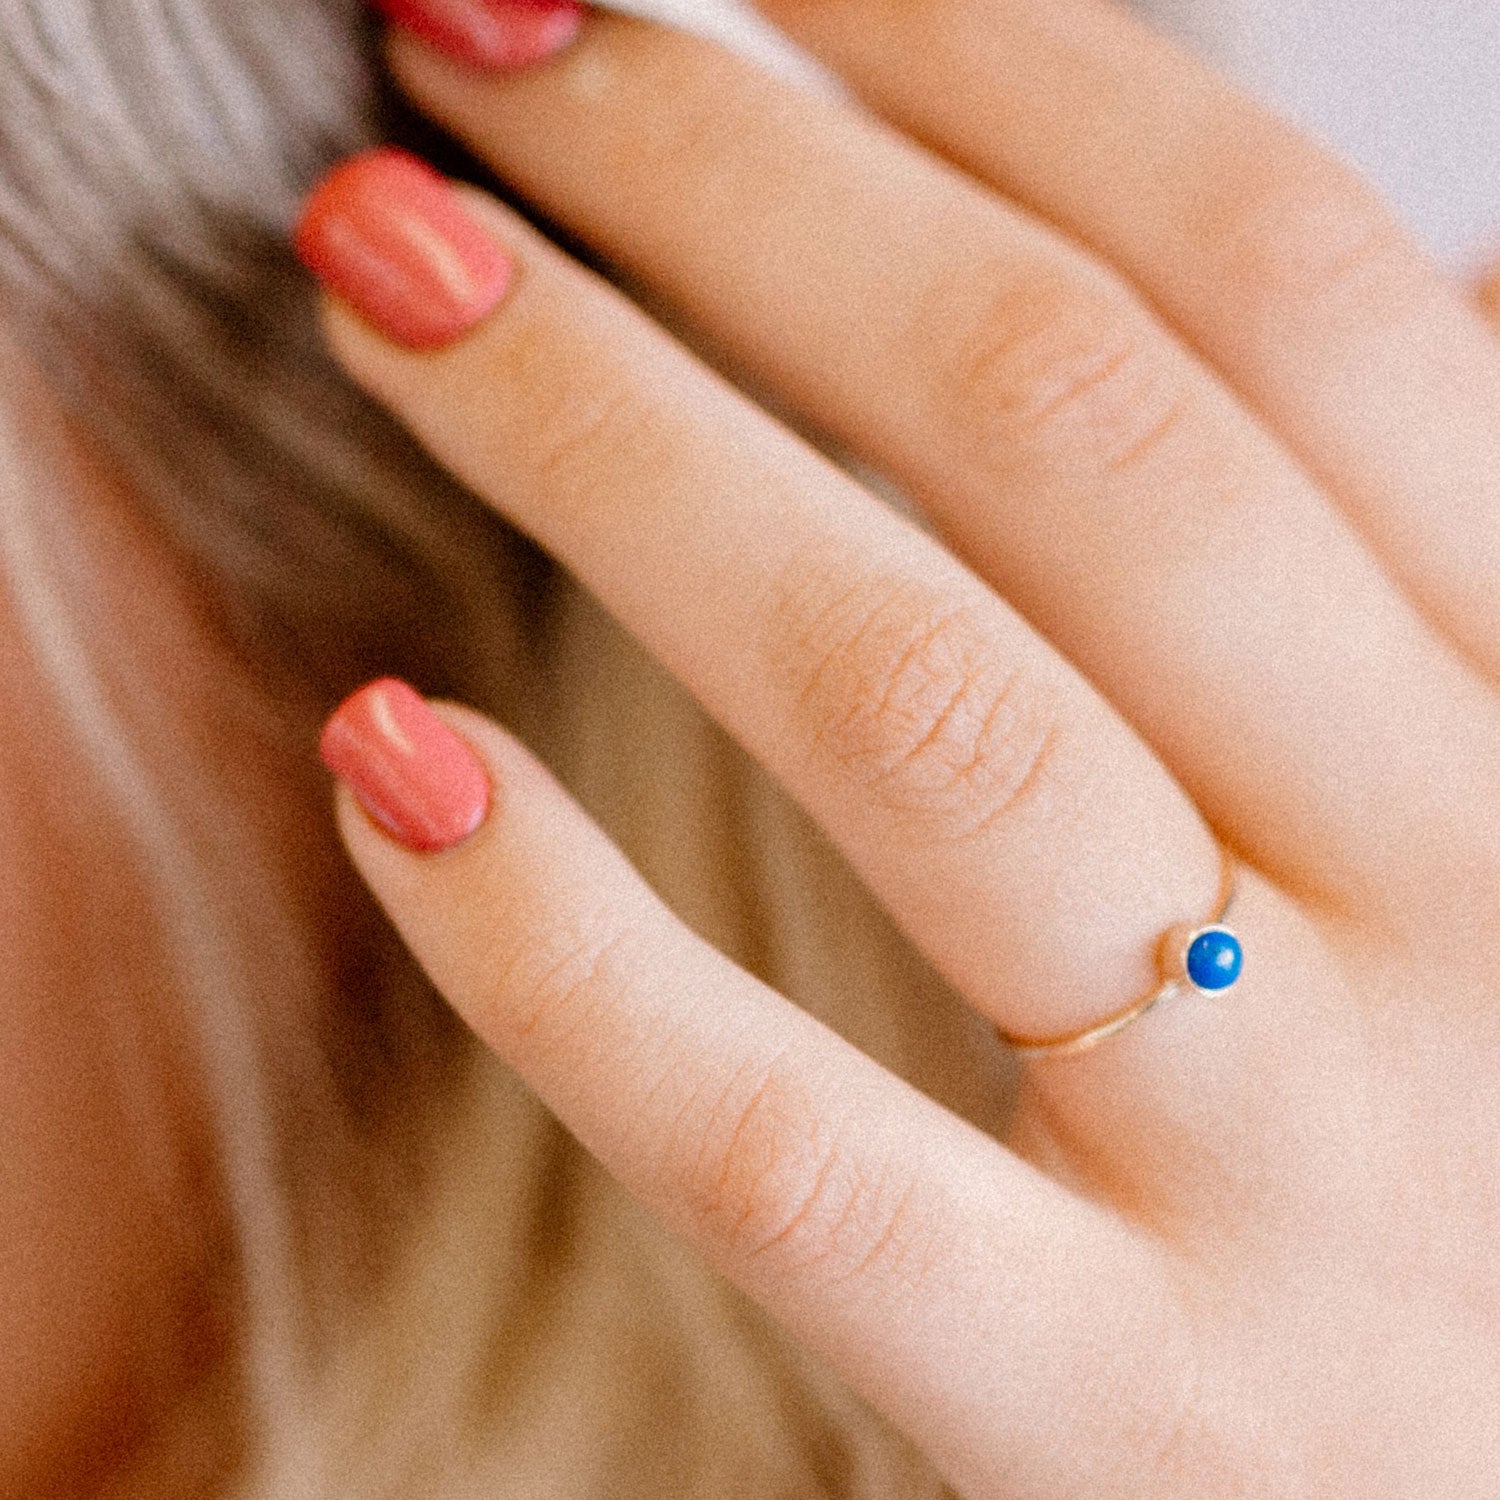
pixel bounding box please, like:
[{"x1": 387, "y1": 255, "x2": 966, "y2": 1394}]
[{"x1": 0, "y1": 3, "x2": 1008, "y2": 1492}]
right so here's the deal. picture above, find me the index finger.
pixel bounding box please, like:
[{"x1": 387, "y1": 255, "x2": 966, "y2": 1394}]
[{"x1": 324, "y1": 682, "x2": 1185, "y2": 1498}]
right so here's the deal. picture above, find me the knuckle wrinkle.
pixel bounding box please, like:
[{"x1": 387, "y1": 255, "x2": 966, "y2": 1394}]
[
  {"x1": 939, "y1": 275, "x2": 1189, "y2": 477},
  {"x1": 1195, "y1": 138, "x2": 1423, "y2": 328},
  {"x1": 679, "y1": 1058, "x2": 927, "y2": 1287},
  {"x1": 771, "y1": 566, "x2": 1064, "y2": 841},
  {"x1": 496, "y1": 922, "x2": 644, "y2": 1066}
]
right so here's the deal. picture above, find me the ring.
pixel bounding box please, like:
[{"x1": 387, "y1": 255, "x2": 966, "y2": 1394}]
[{"x1": 998, "y1": 848, "x2": 1242, "y2": 1059}]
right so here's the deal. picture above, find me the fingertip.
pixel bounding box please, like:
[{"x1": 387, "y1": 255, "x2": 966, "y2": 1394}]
[
  {"x1": 320, "y1": 678, "x2": 495, "y2": 855},
  {"x1": 372, "y1": 0, "x2": 587, "y2": 76},
  {"x1": 292, "y1": 147, "x2": 515, "y2": 352}
]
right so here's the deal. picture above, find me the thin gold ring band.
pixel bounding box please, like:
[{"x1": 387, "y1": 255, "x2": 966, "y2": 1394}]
[{"x1": 998, "y1": 848, "x2": 1240, "y2": 1060}]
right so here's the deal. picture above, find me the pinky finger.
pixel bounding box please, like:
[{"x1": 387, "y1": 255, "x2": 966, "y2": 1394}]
[{"x1": 320, "y1": 678, "x2": 1182, "y2": 1497}]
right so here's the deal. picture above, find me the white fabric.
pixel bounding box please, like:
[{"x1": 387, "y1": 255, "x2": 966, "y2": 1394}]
[
  {"x1": 588, "y1": 0, "x2": 843, "y2": 90},
  {"x1": 593, "y1": 0, "x2": 1500, "y2": 271}
]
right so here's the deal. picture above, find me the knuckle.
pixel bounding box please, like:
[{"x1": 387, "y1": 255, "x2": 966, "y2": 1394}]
[
  {"x1": 594, "y1": 42, "x2": 760, "y2": 203},
  {"x1": 930, "y1": 269, "x2": 1192, "y2": 478},
  {"x1": 523, "y1": 372, "x2": 649, "y2": 496},
  {"x1": 1197, "y1": 135, "x2": 1423, "y2": 329},
  {"x1": 486, "y1": 294, "x2": 667, "y2": 511},
  {"x1": 676, "y1": 1058, "x2": 930, "y2": 1285},
  {"x1": 490, "y1": 917, "x2": 648, "y2": 1069},
  {"x1": 774, "y1": 567, "x2": 1064, "y2": 841},
  {"x1": 1132, "y1": 1344, "x2": 1256, "y2": 1493}
]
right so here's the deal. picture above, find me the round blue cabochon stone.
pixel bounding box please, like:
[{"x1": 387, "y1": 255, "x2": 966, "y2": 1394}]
[{"x1": 1186, "y1": 928, "x2": 1243, "y2": 991}]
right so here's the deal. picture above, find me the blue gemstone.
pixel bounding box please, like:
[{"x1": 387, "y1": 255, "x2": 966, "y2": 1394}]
[{"x1": 1186, "y1": 928, "x2": 1243, "y2": 992}]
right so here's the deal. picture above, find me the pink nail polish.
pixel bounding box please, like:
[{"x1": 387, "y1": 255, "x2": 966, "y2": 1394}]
[
  {"x1": 371, "y1": 0, "x2": 586, "y2": 71},
  {"x1": 320, "y1": 678, "x2": 492, "y2": 852},
  {"x1": 292, "y1": 147, "x2": 513, "y2": 351}
]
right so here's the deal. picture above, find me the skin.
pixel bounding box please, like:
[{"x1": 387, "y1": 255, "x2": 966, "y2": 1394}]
[
  {"x1": 321, "y1": 5, "x2": 1500, "y2": 1496},
  {"x1": 7, "y1": 1, "x2": 1500, "y2": 1494}
]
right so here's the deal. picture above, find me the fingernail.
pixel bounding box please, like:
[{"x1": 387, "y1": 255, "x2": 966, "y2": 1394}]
[
  {"x1": 320, "y1": 678, "x2": 492, "y2": 853},
  {"x1": 293, "y1": 147, "x2": 513, "y2": 351},
  {"x1": 371, "y1": 0, "x2": 586, "y2": 71}
]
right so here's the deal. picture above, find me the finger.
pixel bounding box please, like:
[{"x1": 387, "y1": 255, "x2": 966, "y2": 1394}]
[
  {"x1": 751, "y1": 0, "x2": 1500, "y2": 685},
  {"x1": 381, "y1": 16, "x2": 1500, "y2": 925},
  {"x1": 323, "y1": 681, "x2": 1181, "y2": 1497},
  {"x1": 296, "y1": 152, "x2": 1339, "y2": 1179}
]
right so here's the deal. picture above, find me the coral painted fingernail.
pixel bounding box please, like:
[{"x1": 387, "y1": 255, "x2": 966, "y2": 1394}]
[
  {"x1": 320, "y1": 678, "x2": 492, "y2": 853},
  {"x1": 371, "y1": 0, "x2": 586, "y2": 71},
  {"x1": 293, "y1": 147, "x2": 513, "y2": 351}
]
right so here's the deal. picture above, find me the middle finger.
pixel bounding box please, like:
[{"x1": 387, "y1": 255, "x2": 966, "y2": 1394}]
[{"x1": 385, "y1": 12, "x2": 1500, "y2": 928}]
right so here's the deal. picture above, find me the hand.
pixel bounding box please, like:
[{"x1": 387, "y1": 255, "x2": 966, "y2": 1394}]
[{"x1": 296, "y1": 4, "x2": 1500, "y2": 1493}]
